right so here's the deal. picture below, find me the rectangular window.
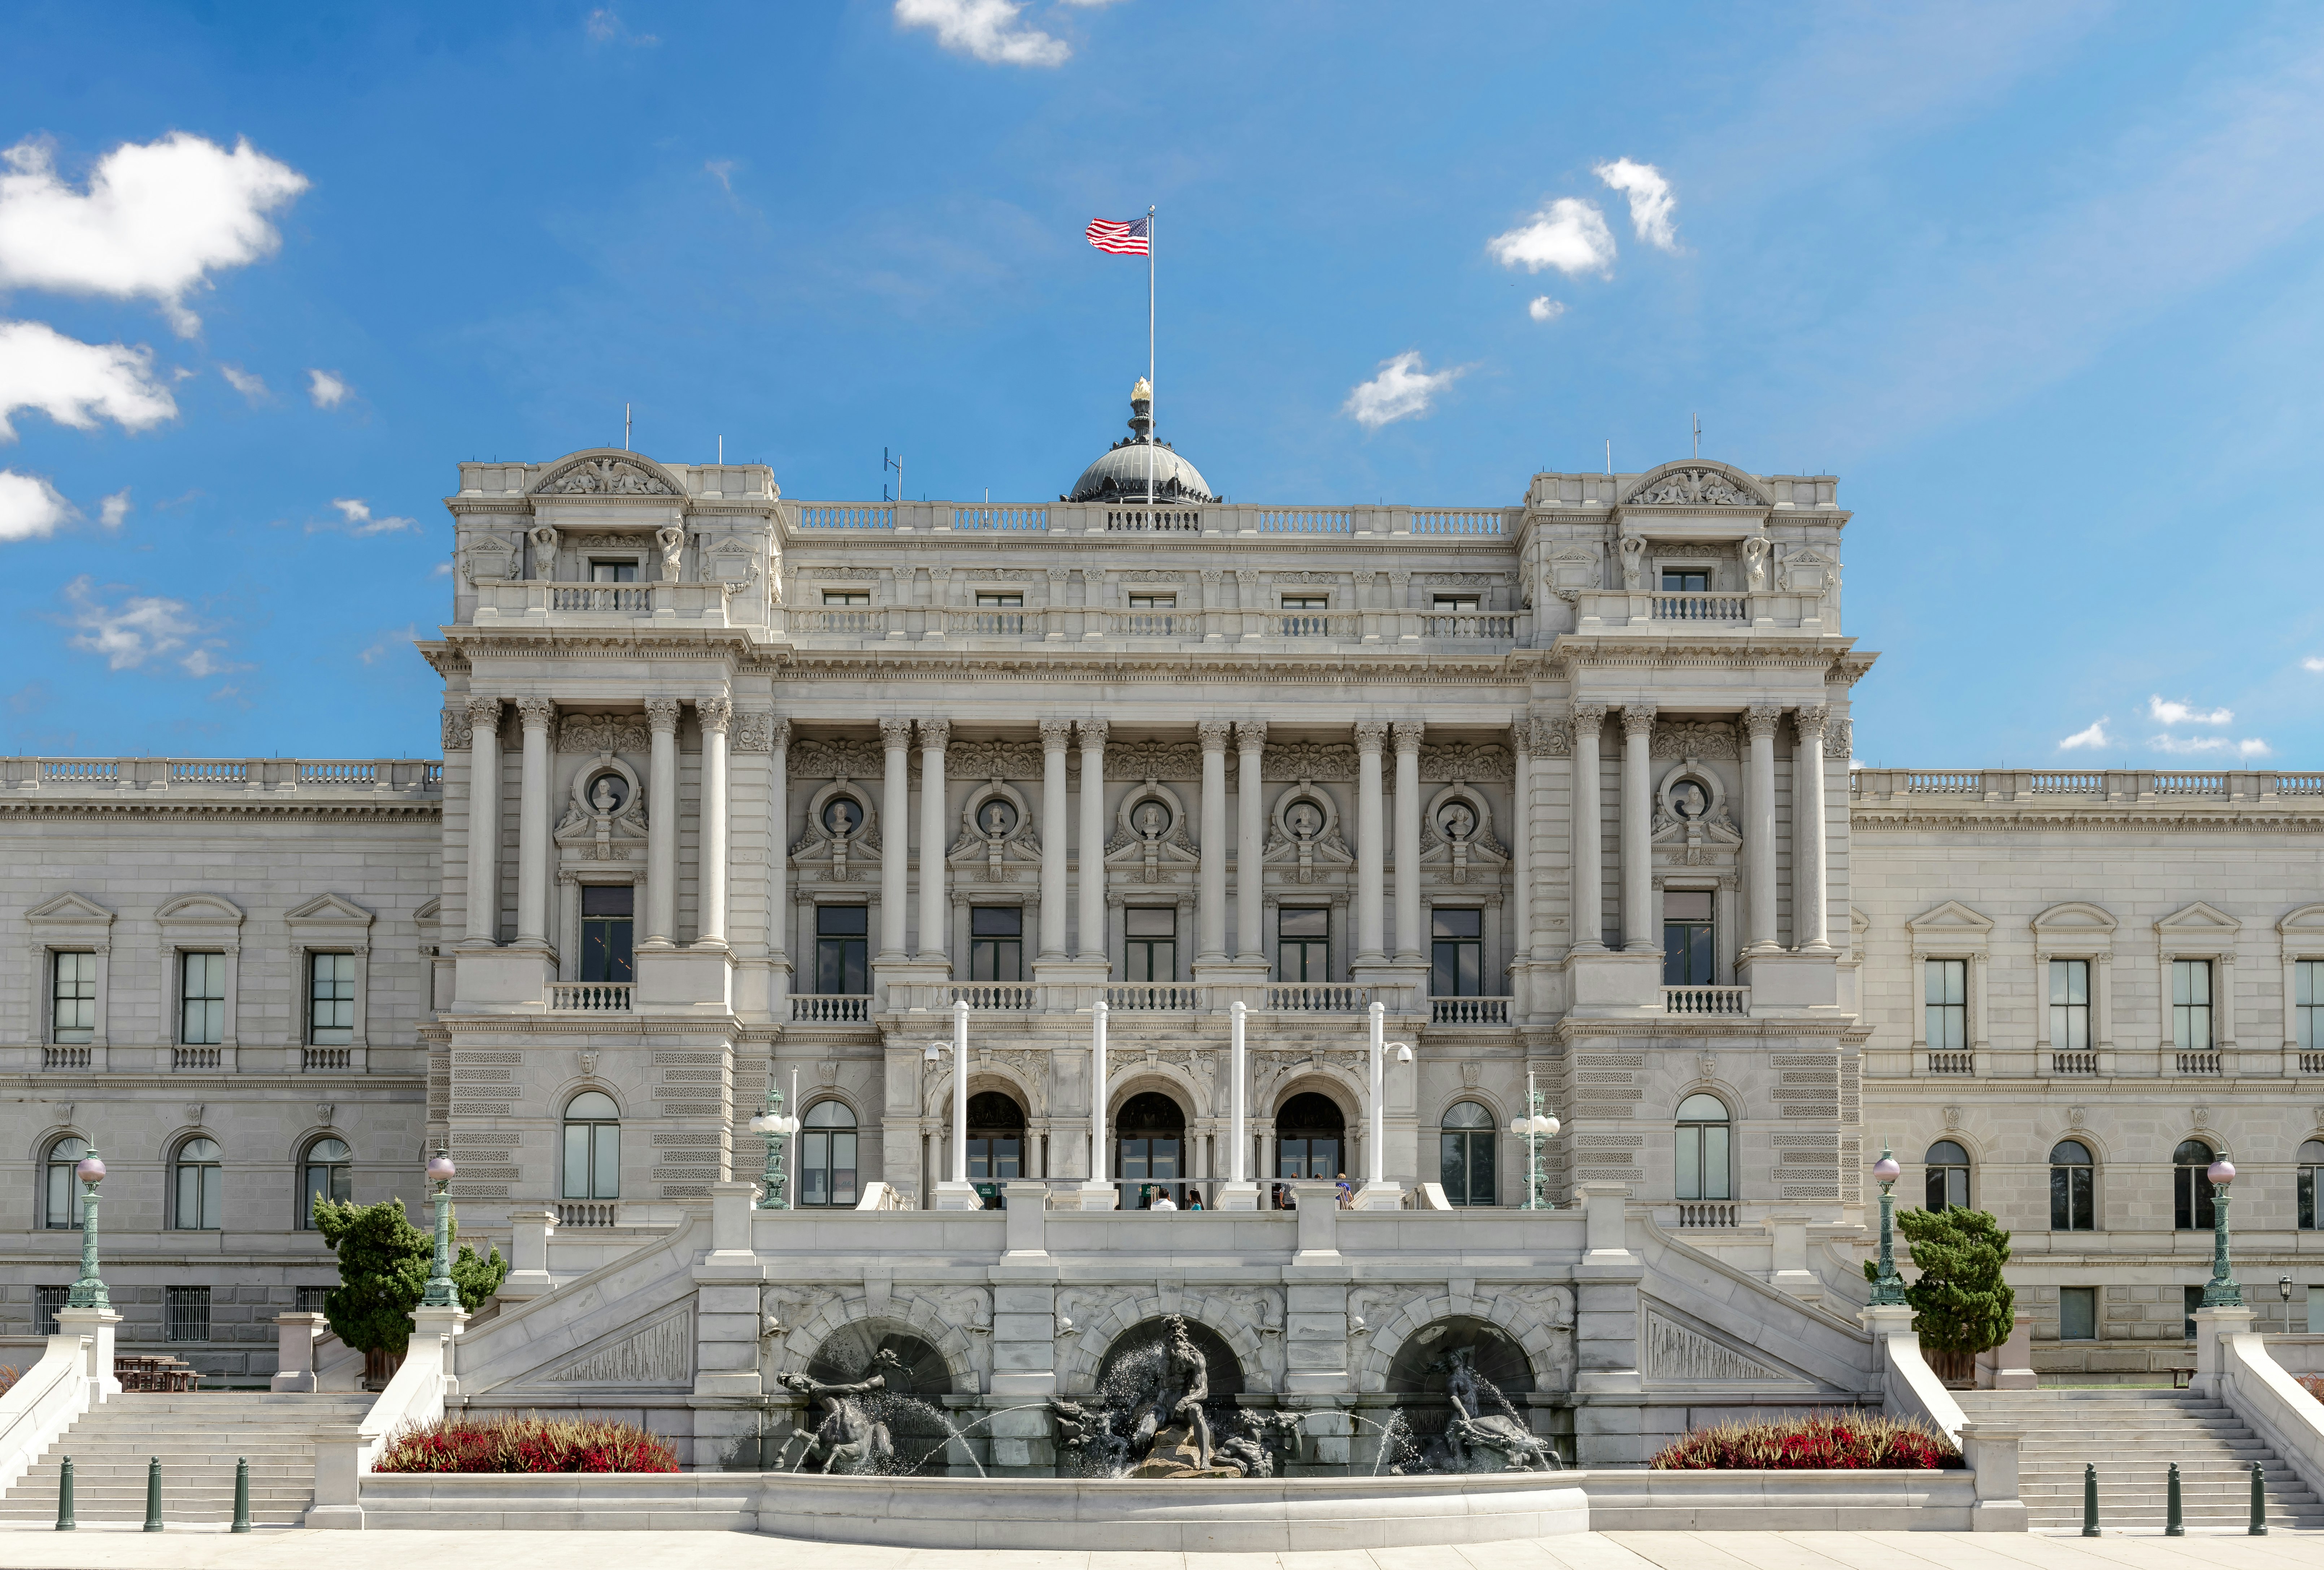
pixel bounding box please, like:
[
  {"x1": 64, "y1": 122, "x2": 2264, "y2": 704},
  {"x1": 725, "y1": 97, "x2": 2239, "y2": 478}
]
[
  {"x1": 1923, "y1": 959, "x2": 1967, "y2": 1050},
  {"x1": 295, "y1": 1285, "x2": 332, "y2": 1314},
  {"x1": 2297, "y1": 960, "x2": 2324, "y2": 1050},
  {"x1": 1127, "y1": 593, "x2": 1175, "y2": 609},
  {"x1": 2184, "y1": 1284, "x2": 2205, "y2": 1340},
  {"x1": 51, "y1": 951, "x2": 96, "y2": 1044},
  {"x1": 1278, "y1": 906, "x2": 1329, "y2": 983},
  {"x1": 1126, "y1": 907, "x2": 1177, "y2": 983},
  {"x1": 2051, "y1": 1158, "x2": 2095, "y2": 1231},
  {"x1": 975, "y1": 592, "x2": 1023, "y2": 607},
  {"x1": 1430, "y1": 907, "x2": 1483, "y2": 997},
  {"x1": 970, "y1": 906, "x2": 1023, "y2": 983},
  {"x1": 815, "y1": 904, "x2": 869, "y2": 994},
  {"x1": 2172, "y1": 959, "x2": 2213, "y2": 1050},
  {"x1": 35, "y1": 1285, "x2": 68, "y2": 1336},
  {"x1": 1660, "y1": 569, "x2": 1710, "y2": 592},
  {"x1": 1662, "y1": 890, "x2": 1715, "y2": 986},
  {"x1": 308, "y1": 953, "x2": 356, "y2": 1044},
  {"x1": 589, "y1": 559, "x2": 638, "y2": 583},
  {"x1": 822, "y1": 590, "x2": 870, "y2": 606},
  {"x1": 1280, "y1": 595, "x2": 1329, "y2": 610},
  {"x1": 2048, "y1": 958, "x2": 2090, "y2": 1051},
  {"x1": 579, "y1": 885, "x2": 635, "y2": 984},
  {"x1": 165, "y1": 1285, "x2": 210, "y2": 1343},
  {"x1": 2059, "y1": 1287, "x2": 2097, "y2": 1341},
  {"x1": 1433, "y1": 595, "x2": 1480, "y2": 612},
  {"x1": 180, "y1": 953, "x2": 226, "y2": 1046}
]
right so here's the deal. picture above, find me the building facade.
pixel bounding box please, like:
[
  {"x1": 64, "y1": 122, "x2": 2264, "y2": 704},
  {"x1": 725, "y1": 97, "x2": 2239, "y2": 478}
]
[{"x1": 3, "y1": 397, "x2": 2319, "y2": 1401}]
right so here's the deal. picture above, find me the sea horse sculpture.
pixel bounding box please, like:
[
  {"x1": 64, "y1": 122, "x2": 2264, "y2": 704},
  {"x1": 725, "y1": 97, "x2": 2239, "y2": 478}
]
[
  {"x1": 778, "y1": 1348, "x2": 909, "y2": 1473},
  {"x1": 1402, "y1": 1345, "x2": 1562, "y2": 1473}
]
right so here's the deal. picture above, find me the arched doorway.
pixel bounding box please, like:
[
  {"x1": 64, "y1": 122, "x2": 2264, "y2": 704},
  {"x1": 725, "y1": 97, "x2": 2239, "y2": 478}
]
[
  {"x1": 965, "y1": 1090, "x2": 1024, "y2": 1209},
  {"x1": 1115, "y1": 1090, "x2": 1186, "y2": 1209},
  {"x1": 1273, "y1": 1091, "x2": 1345, "y2": 1207}
]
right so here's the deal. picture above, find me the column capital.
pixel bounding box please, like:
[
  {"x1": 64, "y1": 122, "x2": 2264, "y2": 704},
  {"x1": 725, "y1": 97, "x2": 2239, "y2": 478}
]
[
  {"x1": 646, "y1": 697, "x2": 683, "y2": 733},
  {"x1": 879, "y1": 717, "x2": 916, "y2": 751},
  {"x1": 1197, "y1": 719, "x2": 1233, "y2": 753},
  {"x1": 465, "y1": 695, "x2": 504, "y2": 729},
  {"x1": 1620, "y1": 703, "x2": 1657, "y2": 736},
  {"x1": 1235, "y1": 719, "x2": 1267, "y2": 751},
  {"x1": 1743, "y1": 704, "x2": 1784, "y2": 740},
  {"x1": 1570, "y1": 701, "x2": 1609, "y2": 730},
  {"x1": 1039, "y1": 717, "x2": 1075, "y2": 751},
  {"x1": 1353, "y1": 719, "x2": 1390, "y2": 752},
  {"x1": 1794, "y1": 703, "x2": 1828, "y2": 738},
  {"x1": 919, "y1": 717, "x2": 951, "y2": 752},
  {"x1": 514, "y1": 697, "x2": 557, "y2": 730},
  {"x1": 1078, "y1": 717, "x2": 1109, "y2": 749},
  {"x1": 1391, "y1": 720, "x2": 1425, "y2": 754},
  {"x1": 697, "y1": 696, "x2": 733, "y2": 733},
  {"x1": 768, "y1": 717, "x2": 792, "y2": 752}
]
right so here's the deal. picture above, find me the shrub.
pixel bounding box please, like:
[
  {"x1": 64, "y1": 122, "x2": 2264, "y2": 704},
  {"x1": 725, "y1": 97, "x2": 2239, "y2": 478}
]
[
  {"x1": 373, "y1": 1413, "x2": 679, "y2": 1473},
  {"x1": 1650, "y1": 1410, "x2": 1963, "y2": 1470},
  {"x1": 0, "y1": 1365, "x2": 18, "y2": 1398},
  {"x1": 312, "y1": 1197, "x2": 508, "y2": 1357},
  {"x1": 1862, "y1": 1207, "x2": 2015, "y2": 1356},
  {"x1": 2298, "y1": 1375, "x2": 2324, "y2": 1405}
]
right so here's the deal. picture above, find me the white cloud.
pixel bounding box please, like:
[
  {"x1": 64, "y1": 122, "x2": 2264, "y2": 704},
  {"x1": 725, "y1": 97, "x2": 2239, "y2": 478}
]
[
  {"x1": 2148, "y1": 694, "x2": 2232, "y2": 725},
  {"x1": 1486, "y1": 197, "x2": 1616, "y2": 278},
  {"x1": 430, "y1": 560, "x2": 454, "y2": 578},
  {"x1": 1527, "y1": 295, "x2": 1564, "y2": 323},
  {"x1": 1342, "y1": 351, "x2": 1467, "y2": 430},
  {"x1": 584, "y1": 9, "x2": 659, "y2": 46},
  {"x1": 0, "y1": 470, "x2": 73, "y2": 541},
  {"x1": 97, "y1": 488, "x2": 130, "y2": 530},
  {"x1": 705, "y1": 160, "x2": 735, "y2": 194},
  {"x1": 307, "y1": 369, "x2": 349, "y2": 409},
  {"x1": 2150, "y1": 733, "x2": 2272, "y2": 757},
  {"x1": 2304, "y1": 656, "x2": 2324, "y2": 673},
  {"x1": 1594, "y1": 157, "x2": 1679, "y2": 251},
  {"x1": 895, "y1": 0, "x2": 1071, "y2": 67},
  {"x1": 2058, "y1": 717, "x2": 2111, "y2": 750},
  {"x1": 57, "y1": 574, "x2": 223, "y2": 672},
  {"x1": 359, "y1": 624, "x2": 419, "y2": 665},
  {"x1": 218, "y1": 363, "x2": 267, "y2": 401},
  {"x1": 314, "y1": 497, "x2": 415, "y2": 537},
  {"x1": 0, "y1": 319, "x2": 176, "y2": 441},
  {"x1": 0, "y1": 134, "x2": 307, "y2": 336}
]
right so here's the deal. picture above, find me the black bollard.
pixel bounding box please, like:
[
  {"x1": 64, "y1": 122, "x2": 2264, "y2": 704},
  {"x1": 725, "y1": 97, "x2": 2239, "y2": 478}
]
[
  {"x1": 55, "y1": 1456, "x2": 74, "y2": 1532},
  {"x1": 2250, "y1": 1461, "x2": 2268, "y2": 1536},
  {"x1": 2165, "y1": 1461, "x2": 2183, "y2": 1537},
  {"x1": 143, "y1": 1454, "x2": 162, "y2": 1532},
  {"x1": 232, "y1": 1456, "x2": 251, "y2": 1533},
  {"x1": 2081, "y1": 1462, "x2": 2099, "y2": 1536}
]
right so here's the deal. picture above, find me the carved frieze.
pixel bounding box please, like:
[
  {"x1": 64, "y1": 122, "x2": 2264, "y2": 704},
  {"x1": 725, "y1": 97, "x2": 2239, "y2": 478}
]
[
  {"x1": 538, "y1": 456, "x2": 673, "y2": 496},
  {"x1": 1643, "y1": 1310, "x2": 1784, "y2": 1382},
  {"x1": 541, "y1": 1308, "x2": 692, "y2": 1385},
  {"x1": 1824, "y1": 719, "x2": 1854, "y2": 759},
  {"x1": 1651, "y1": 721, "x2": 1738, "y2": 760},
  {"x1": 440, "y1": 705, "x2": 473, "y2": 752},
  {"x1": 561, "y1": 714, "x2": 650, "y2": 755},
  {"x1": 1270, "y1": 570, "x2": 1342, "y2": 585},
  {"x1": 791, "y1": 738, "x2": 886, "y2": 780},
  {"x1": 731, "y1": 712, "x2": 776, "y2": 754},
  {"x1": 1105, "y1": 740, "x2": 1200, "y2": 780},
  {"x1": 1626, "y1": 467, "x2": 1759, "y2": 507},
  {"x1": 1263, "y1": 742, "x2": 1355, "y2": 781},
  {"x1": 1419, "y1": 743, "x2": 1511, "y2": 782}
]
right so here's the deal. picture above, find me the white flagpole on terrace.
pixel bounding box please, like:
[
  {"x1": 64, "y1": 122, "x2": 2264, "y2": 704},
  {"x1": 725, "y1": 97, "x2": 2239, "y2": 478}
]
[{"x1": 1146, "y1": 204, "x2": 1156, "y2": 508}]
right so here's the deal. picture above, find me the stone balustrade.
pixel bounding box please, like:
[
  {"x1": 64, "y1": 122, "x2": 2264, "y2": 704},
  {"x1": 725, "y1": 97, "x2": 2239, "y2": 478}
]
[{"x1": 0, "y1": 757, "x2": 443, "y2": 794}]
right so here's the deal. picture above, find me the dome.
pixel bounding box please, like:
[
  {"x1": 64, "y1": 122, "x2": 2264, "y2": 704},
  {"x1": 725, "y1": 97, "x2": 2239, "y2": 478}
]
[{"x1": 1066, "y1": 380, "x2": 1219, "y2": 504}]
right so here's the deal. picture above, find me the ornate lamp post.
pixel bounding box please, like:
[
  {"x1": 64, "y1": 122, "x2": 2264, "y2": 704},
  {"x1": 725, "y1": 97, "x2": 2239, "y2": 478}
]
[
  {"x1": 1870, "y1": 1144, "x2": 1907, "y2": 1305},
  {"x1": 750, "y1": 1068, "x2": 802, "y2": 1210},
  {"x1": 2199, "y1": 1156, "x2": 2243, "y2": 1308},
  {"x1": 419, "y1": 1149, "x2": 458, "y2": 1309},
  {"x1": 1506, "y1": 1073, "x2": 1561, "y2": 1210},
  {"x1": 65, "y1": 1148, "x2": 109, "y2": 1309}
]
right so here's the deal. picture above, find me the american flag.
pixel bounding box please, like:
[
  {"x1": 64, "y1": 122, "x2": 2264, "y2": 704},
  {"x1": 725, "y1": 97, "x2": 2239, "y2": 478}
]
[{"x1": 1085, "y1": 215, "x2": 1150, "y2": 256}]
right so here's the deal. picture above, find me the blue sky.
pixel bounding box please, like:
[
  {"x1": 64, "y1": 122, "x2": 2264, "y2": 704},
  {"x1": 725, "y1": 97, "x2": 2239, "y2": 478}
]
[{"x1": 3, "y1": 1, "x2": 2323, "y2": 766}]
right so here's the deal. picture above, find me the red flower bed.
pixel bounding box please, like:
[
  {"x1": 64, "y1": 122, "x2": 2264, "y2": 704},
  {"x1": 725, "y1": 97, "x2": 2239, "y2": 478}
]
[
  {"x1": 2298, "y1": 1375, "x2": 2324, "y2": 1405},
  {"x1": 374, "y1": 1413, "x2": 679, "y2": 1473},
  {"x1": 1650, "y1": 1410, "x2": 1963, "y2": 1470}
]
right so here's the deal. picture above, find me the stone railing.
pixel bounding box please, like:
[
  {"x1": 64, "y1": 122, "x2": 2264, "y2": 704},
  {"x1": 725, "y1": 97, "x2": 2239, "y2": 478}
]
[
  {"x1": 555, "y1": 1202, "x2": 617, "y2": 1227},
  {"x1": 946, "y1": 984, "x2": 1037, "y2": 1011},
  {"x1": 2176, "y1": 1050, "x2": 2223, "y2": 1076},
  {"x1": 173, "y1": 1046, "x2": 224, "y2": 1070},
  {"x1": 549, "y1": 983, "x2": 633, "y2": 1013},
  {"x1": 1429, "y1": 996, "x2": 1511, "y2": 1025},
  {"x1": 792, "y1": 604, "x2": 1526, "y2": 648},
  {"x1": 790, "y1": 994, "x2": 872, "y2": 1023},
  {"x1": 2050, "y1": 1050, "x2": 2098, "y2": 1075},
  {"x1": 1663, "y1": 985, "x2": 1749, "y2": 1016},
  {"x1": 1675, "y1": 1202, "x2": 1740, "y2": 1228},
  {"x1": 468, "y1": 580, "x2": 731, "y2": 626},
  {"x1": 0, "y1": 757, "x2": 443, "y2": 794},
  {"x1": 1926, "y1": 1050, "x2": 1975, "y2": 1075},
  {"x1": 1261, "y1": 983, "x2": 1376, "y2": 1013},
  {"x1": 1104, "y1": 983, "x2": 1205, "y2": 1012},
  {"x1": 1569, "y1": 588, "x2": 1831, "y2": 633},
  {"x1": 783, "y1": 500, "x2": 1513, "y2": 539},
  {"x1": 1851, "y1": 768, "x2": 2324, "y2": 804},
  {"x1": 304, "y1": 1046, "x2": 356, "y2": 1072}
]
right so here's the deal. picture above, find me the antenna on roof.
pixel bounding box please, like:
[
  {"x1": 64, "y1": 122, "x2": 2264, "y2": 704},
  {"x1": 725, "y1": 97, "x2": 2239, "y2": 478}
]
[
  {"x1": 1604, "y1": 439, "x2": 1611, "y2": 476},
  {"x1": 625, "y1": 403, "x2": 632, "y2": 452},
  {"x1": 883, "y1": 447, "x2": 904, "y2": 504},
  {"x1": 718, "y1": 435, "x2": 723, "y2": 464},
  {"x1": 1691, "y1": 413, "x2": 1701, "y2": 459}
]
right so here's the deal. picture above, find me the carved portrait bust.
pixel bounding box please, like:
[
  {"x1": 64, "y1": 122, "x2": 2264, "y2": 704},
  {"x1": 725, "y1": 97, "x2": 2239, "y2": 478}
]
[
  {"x1": 588, "y1": 774, "x2": 628, "y2": 815},
  {"x1": 823, "y1": 797, "x2": 863, "y2": 837},
  {"x1": 1134, "y1": 801, "x2": 1170, "y2": 839},
  {"x1": 1287, "y1": 802, "x2": 1322, "y2": 841},
  {"x1": 979, "y1": 799, "x2": 1016, "y2": 838},
  {"x1": 1439, "y1": 802, "x2": 1475, "y2": 842},
  {"x1": 1670, "y1": 780, "x2": 1707, "y2": 820}
]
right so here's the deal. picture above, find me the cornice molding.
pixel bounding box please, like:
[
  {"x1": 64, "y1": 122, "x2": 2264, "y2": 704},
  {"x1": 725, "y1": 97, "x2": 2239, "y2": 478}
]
[
  {"x1": 1852, "y1": 807, "x2": 2324, "y2": 834},
  {"x1": 0, "y1": 800, "x2": 441, "y2": 823}
]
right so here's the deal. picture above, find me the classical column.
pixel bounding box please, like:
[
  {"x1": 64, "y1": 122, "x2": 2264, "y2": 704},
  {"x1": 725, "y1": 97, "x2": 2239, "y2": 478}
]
[
  {"x1": 1793, "y1": 705, "x2": 1832, "y2": 953},
  {"x1": 917, "y1": 719, "x2": 949, "y2": 963},
  {"x1": 644, "y1": 698, "x2": 682, "y2": 948},
  {"x1": 697, "y1": 696, "x2": 732, "y2": 948},
  {"x1": 1392, "y1": 720, "x2": 1425, "y2": 961},
  {"x1": 1197, "y1": 720, "x2": 1231, "y2": 963},
  {"x1": 1354, "y1": 720, "x2": 1389, "y2": 963},
  {"x1": 769, "y1": 719, "x2": 792, "y2": 971},
  {"x1": 1039, "y1": 719, "x2": 1072, "y2": 959},
  {"x1": 1510, "y1": 717, "x2": 1535, "y2": 968},
  {"x1": 1569, "y1": 704, "x2": 1607, "y2": 953},
  {"x1": 878, "y1": 718, "x2": 913, "y2": 959},
  {"x1": 1235, "y1": 721, "x2": 1267, "y2": 961},
  {"x1": 1077, "y1": 720, "x2": 1108, "y2": 962},
  {"x1": 1620, "y1": 704, "x2": 1657, "y2": 953},
  {"x1": 1743, "y1": 705, "x2": 1783, "y2": 954},
  {"x1": 461, "y1": 697, "x2": 503, "y2": 947},
  {"x1": 514, "y1": 698, "x2": 557, "y2": 948}
]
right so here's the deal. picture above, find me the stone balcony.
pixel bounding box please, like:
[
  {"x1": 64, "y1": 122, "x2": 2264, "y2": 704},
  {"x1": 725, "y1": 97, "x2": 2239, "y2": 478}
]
[
  {"x1": 784, "y1": 500, "x2": 1514, "y2": 539},
  {"x1": 0, "y1": 756, "x2": 443, "y2": 795},
  {"x1": 1849, "y1": 767, "x2": 2324, "y2": 804},
  {"x1": 1566, "y1": 587, "x2": 1837, "y2": 635}
]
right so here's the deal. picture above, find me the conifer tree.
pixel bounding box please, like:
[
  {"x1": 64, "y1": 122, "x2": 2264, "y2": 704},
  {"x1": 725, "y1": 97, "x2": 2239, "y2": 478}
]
[{"x1": 313, "y1": 1196, "x2": 508, "y2": 1354}]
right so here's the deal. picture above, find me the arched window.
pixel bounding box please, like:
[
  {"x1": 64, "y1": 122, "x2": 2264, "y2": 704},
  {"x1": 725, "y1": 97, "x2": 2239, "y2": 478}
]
[
  {"x1": 173, "y1": 1137, "x2": 223, "y2": 1230},
  {"x1": 798, "y1": 1101, "x2": 858, "y2": 1208},
  {"x1": 1675, "y1": 1093, "x2": 1730, "y2": 1202},
  {"x1": 1118, "y1": 1091, "x2": 1188, "y2": 1207},
  {"x1": 1439, "y1": 1101, "x2": 1496, "y2": 1207},
  {"x1": 1924, "y1": 1140, "x2": 1971, "y2": 1212},
  {"x1": 2298, "y1": 1139, "x2": 2324, "y2": 1231},
  {"x1": 301, "y1": 1137, "x2": 352, "y2": 1229},
  {"x1": 562, "y1": 1091, "x2": 620, "y2": 1201},
  {"x1": 1274, "y1": 1092, "x2": 1344, "y2": 1188},
  {"x1": 2173, "y1": 1139, "x2": 2216, "y2": 1231},
  {"x1": 44, "y1": 1136, "x2": 88, "y2": 1230},
  {"x1": 2049, "y1": 1140, "x2": 2095, "y2": 1231},
  {"x1": 965, "y1": 1091, "x2": 1024, "y2": 1206}
]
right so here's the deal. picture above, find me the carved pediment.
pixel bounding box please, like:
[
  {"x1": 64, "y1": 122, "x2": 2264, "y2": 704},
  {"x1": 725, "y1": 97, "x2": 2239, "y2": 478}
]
[
  {"x1": 156, "y1": 892, "x2": 245, "y2": 926},
  {"x1": 1623, "y1": 464, "x2": 1766, "y2": 508},
  {"x1": 26, "y1": 891, "x2": 115, "y2": 925},
  {"x1": 534, "y1": 451, "x2": 676, "y2": 497},
  {"x1": 284, "y1": 893, "x2": 377, "y2": 927}
]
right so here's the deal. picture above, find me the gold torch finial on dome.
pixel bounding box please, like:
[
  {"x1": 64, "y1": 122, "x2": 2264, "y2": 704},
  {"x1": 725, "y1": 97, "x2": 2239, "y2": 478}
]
[{"x1": 1131, "y1": 376, "x2": 1152, "y2": 403}]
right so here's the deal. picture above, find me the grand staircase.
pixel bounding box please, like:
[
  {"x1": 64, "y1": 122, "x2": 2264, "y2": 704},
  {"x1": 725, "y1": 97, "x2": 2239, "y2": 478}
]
[
  {"x1": 0, "y1": 1392, "x2": 374, "y2": 1528},
  {"x1": 1957, "y1": 1389, "x2": 2324, "y2": 1531}
]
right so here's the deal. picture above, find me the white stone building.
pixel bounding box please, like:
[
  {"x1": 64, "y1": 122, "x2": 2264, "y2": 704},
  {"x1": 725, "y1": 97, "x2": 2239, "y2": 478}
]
[{"x1": 3, "y1": 390, "x2": 2318, "y2": 1435}]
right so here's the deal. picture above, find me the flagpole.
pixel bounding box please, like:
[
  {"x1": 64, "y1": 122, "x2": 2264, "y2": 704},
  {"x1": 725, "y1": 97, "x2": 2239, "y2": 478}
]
[{"x1": 1147, "y1": 204, "x2": 1156, "y2": 508}]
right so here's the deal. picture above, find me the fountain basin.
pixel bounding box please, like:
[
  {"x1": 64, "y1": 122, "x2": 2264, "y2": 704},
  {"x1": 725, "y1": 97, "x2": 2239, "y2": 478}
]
[{"x1": 356, "y1": 1470, "x2": 1589, "y2": 1548}]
